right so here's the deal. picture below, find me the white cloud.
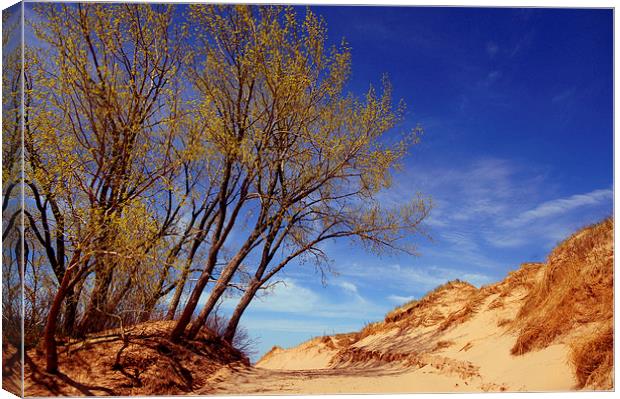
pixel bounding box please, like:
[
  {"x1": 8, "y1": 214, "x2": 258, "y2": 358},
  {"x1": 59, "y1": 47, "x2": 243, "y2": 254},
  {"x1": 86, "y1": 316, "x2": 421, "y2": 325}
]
[
  {"x1": 400, "y1": 265, "x2": 494, "y2": 289},
  {"x1": 241, "y1": 318, "x2": 359, "y2": 335},
  {"x1": 385, "y1": 156, "x2": 610, "y2": 253},
  {"x1": 341, "y1": 262, "x2": 495, "y2": 293},
  {"x1": 387, "y1": 294, "x2": 416, "y2": 304},
  {"x1": 506, "y1": 188, "x2": 612, "y2": 227},
  {"x1": 337, "y1": 281, "x2": 359, "y2": 295},
  {"x1": 247, "y1": 279, "x2": 320, "y2": 313},
  {"x1": 237, "y1": 278, "x2": 386, "y2": 321},
  {"x1": 241, "y1": 158, "x2": 611, "y2": 341}
]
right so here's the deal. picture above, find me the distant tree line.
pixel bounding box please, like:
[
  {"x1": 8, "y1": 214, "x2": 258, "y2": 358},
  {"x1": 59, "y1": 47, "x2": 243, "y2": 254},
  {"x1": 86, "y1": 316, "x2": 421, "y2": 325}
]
[{"x1": 2, "y1": 3, "x2": 430, "y2": 374}]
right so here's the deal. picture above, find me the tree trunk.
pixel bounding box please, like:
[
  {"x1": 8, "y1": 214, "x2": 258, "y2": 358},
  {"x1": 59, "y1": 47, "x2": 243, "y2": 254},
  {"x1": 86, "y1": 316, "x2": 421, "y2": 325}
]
[
  {"x1": 169, "y1": 257, "x2": 217, "y2": 341},
  {"x1": 223, "y1": 281, "x2": 258, "y2": 343},
  {"x1": 165, "y1": 259, "x2": 192, "y2": 320},
  {"x1": 60, "y1": 286, "x2": 77, "y2": 336},
  {"x1": 77, "y1": 264, "x2": 113, "y2": 333},
  {"x1": 221, "y1": 222, "x2": 282, "y2": 343},
  {"x1": 60, "y1": 273, "x2": 86, "y2": 337},
  {"x1": 170, "y1": 161, "x2": 243, "y2": 341},
  {"x1": 186, "y1": 251, "x2": 247, "y2": 339},
  {"x1": 140, "y1": 269, "x2": 170, "y2": 322},
  {"x1": 185, "y1": 279, "x2": 225, "y2": 339},
  {"x1": 43, "y1": 266, "x2": 76, "y2": 373}
]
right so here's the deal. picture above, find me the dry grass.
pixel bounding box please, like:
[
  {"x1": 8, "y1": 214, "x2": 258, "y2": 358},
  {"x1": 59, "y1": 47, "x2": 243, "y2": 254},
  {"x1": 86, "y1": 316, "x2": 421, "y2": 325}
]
[
  {"x1": 433, "y1": 340, "x2": 454, "y2": 351},
  {"x1": 256, "y1": 218, "x2": 613, "y2": 391},
  {"x1": 570, "y1": 325, "x2": 614, "y2": 390},
  {"x1": 494, "y1": 262, "x2": 544, "y2": 299},
  {"x1": 354, "y1": 281, "x2": 478, "y2": 342},
  {"x1": 332, "y1": 332, "x2": 360, "y2": 347},
  {"x1": 24, "y1": 321, "x2": 249, "y2": 396},
  {"x1": 505, "y1": 263, "x2": 544, "y2": 289},
  {"x1": 438, "y1": 306, "x2": 473, "y2": 332},
  {"x1": 438, "y1": 291, "x2": 487, "y2": 332},
  {"x1": 496, "y1": 318, "x2": 512, "y2": 328},
  {"x1": 458, "y1": 342, "x2": 473, "y2": 352},
  {"x1": 511, "y1": 218, "x2": 613, "y2": 356},
  {"x1": 356, "y1": 321, "x2": 385, "y2": 340},
  {"x1": 487, "y1": 297, "x2": 504, "y2": 310},
  {"x1": 319, "y1": 335, "x2": 338, "y2": 350},
  {"x1": 384, "y1": 280, "x2": 475, "y2": 324},
  {"x1": 384, "y1": 298, "x2": 419, "y2": 322},
  {"x1": 329, "y1": 346, "x2": 481, "y2": 380}
]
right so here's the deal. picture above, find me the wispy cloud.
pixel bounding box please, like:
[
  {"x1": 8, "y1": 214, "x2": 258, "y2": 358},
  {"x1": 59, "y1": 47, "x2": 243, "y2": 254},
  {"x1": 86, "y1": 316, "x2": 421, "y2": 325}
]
[
  {"x1": 486, "y1": 41, "x2": 499, "y2": 57},
  {"x1": 228, "y1": 278, "x2": 386, "y2": 321},
  {"x1": 339, "y1": 262, "x2": 495, "y2": 294},
  {"x1": 506, "y1": 188, "x2": 612, "y2": 227},
  {"x1": 336, "y1": 280, "x2": 367, "y2": 303},
  {"x1": 247, "y1": 279, "x2": 320, "y2": 314},
  {"x1": 552, "y1": 87, "x2": 576, "y2": 103},
  {"x1": 387, "y1": 294, "x2": 416, "y2": 304},
  {"x1": 337, "y1": 281, "x2": 359, "y2": 294},
  {"x1": 382, "y1": 156, "x2": 611, "y2": 256},
  {"x1": 236, "y1": 159, "x2": 611, "y2": 357},
  {"x1": 240, "y1": 317, "x2": 359, "y2": 335}
]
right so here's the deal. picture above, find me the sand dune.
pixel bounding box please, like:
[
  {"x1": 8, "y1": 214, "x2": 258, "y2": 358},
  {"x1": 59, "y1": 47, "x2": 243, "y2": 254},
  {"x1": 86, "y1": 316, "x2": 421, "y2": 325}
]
[
  {"x1": 207, "y1": 218, "x2": 613, "y2": 394},
  {"x1": 21, "y1": 219, "x2": 613, "y2": 395}
]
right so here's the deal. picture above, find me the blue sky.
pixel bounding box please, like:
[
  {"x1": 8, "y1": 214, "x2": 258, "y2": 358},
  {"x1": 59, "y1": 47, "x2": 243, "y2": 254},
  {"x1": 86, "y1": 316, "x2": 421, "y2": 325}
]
[
  {"x1": 21, "y1": 3, "x2": 613, "y2": 361},
  {"x1": 216, "y1": 6, "x2": 613, "y2": 360}
]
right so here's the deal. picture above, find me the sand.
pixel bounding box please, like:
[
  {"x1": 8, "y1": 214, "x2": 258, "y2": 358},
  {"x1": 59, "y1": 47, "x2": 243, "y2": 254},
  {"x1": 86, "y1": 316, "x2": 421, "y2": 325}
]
[
  {"x1": 203, "y1": 267, "x2": 582, "y2": 394},
  {"x1": 21, "y1": 219, "x2": 612, "y2": 396}
]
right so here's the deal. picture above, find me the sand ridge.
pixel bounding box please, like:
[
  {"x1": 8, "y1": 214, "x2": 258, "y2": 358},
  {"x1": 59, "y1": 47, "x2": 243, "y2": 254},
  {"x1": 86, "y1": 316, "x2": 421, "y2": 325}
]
[
  {"x1": 20, "y1": 219, "x2": 613, "y2": 395},
  {"x1": 207, "y1": 219, "x2": 613, "y2": 394}
]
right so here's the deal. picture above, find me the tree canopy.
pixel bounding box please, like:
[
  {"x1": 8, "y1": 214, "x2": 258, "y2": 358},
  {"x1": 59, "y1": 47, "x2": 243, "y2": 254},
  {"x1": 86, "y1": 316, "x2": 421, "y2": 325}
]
[{"x1": 3, "y1": 3, "x2": 430, "y2": 374}]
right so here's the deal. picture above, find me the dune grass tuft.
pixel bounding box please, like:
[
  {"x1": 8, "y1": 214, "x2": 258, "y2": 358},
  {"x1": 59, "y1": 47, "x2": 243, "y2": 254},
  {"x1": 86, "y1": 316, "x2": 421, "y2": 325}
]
[
  {"x1": 570, "y1": 325, "x2": 613, "y2": 390},
  {"x1": 511, "y1": 218, "x2": 613, "y2": 356}
]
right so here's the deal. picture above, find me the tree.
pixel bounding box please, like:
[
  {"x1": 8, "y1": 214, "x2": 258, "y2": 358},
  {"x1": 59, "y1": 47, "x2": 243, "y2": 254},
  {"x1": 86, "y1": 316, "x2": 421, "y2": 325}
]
[
  {"x1": 2, "y1": 5, "x2": 25, "y2": 354},
  {"x1": 28, "y1": 2, "x2": 186, "y2": 372},
  {"x1": 172, "y1": 5, "x2": 430, "y2": 341},
  {"x1": 19, "y1": 3, "x2": 430, "y2": 375}
]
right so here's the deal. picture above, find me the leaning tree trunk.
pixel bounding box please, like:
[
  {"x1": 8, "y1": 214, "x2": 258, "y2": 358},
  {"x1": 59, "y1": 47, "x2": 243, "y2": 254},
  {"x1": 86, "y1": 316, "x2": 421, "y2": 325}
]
[
  {"x1": 169, "y1": 251, "x2": 219, "y2": 341},
  {"x1": 223, "y1": 280, "x2": 259, "y2": 343},
  {"x1": 222, "y1": 223, "x2": 282, "y2": 343},
  {"x1": 60, "y1": 285, "x2": 78, "y2": 336},
  {"x1": 170, "y1": 162, "x2": 254, "y2": 341},
  {"x1": 43, "y1": 263, "x2": 77, "y2": 373},
  {"x1": 165, "y1": 258, "x2": 194, "y2": 320},
  {"x1": 185, "y1": 278, "x2": 227, "y2": 339},
  {"x1": 186, "y1": 249, "x2": 250, "y2": 339}
]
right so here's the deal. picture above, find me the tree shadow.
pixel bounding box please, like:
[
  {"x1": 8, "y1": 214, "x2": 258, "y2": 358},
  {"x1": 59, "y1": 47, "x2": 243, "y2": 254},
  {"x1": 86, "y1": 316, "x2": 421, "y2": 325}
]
[{"x1": 25, "y1": 353, "x2": 117, "y2": 396}]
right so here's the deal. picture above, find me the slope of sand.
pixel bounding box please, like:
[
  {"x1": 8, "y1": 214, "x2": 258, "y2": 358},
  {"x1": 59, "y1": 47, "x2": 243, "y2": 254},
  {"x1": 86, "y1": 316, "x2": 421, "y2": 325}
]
[
  {"x1": 204, "y1": 265, "x2": 574, "y2": 394},
  {"x1": 23, "y1": 321, "x2": 249, "y2": 396},
  {"x1": 258, "y1": 337, "x2": 339, "y2": 370},
  {"x1": 22, "y1": 219, "x2": 613, "y2": 395},
  {"x1": 238, "y1": 267, "x2": 572, "y2": 394},
  {"x1": 206, "y1": 220, "x2": 613, "y2": 394}
]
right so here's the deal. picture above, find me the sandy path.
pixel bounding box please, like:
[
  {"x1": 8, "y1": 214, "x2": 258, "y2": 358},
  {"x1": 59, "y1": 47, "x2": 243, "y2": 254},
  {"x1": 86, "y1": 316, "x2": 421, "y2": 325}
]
[
  {"x1": 199, "y1": 363, "x2": 504, "y2": 395},
  {"x1": 218, "y1": 291, "x2": 576, "y2": 395}
]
